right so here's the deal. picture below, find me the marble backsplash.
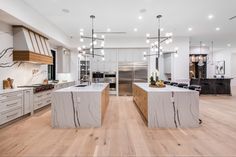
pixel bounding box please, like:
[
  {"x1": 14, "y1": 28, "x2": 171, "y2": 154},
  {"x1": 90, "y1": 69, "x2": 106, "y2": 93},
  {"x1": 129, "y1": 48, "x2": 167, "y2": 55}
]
[{"x1": 0, "y1": 21, "x2": 47, "y2": 90}]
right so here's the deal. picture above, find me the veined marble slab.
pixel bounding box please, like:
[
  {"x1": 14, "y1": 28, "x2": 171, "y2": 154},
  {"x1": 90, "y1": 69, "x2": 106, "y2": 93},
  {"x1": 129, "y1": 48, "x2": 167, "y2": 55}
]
[
  {"x1": 134, "y1": 83, "x2": 199, "y2": 128},
  {"x1": 52, "y1": 83, "x2": 109, "y2": 128}
]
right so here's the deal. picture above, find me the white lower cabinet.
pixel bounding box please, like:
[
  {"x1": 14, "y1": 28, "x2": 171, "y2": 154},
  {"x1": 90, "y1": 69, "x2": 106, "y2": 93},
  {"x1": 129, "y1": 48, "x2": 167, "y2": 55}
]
[
  {"x1": 33, "y1": 90, "x2": 52, "y2": 110},
  {"x1": 0, "y1": 81, "x2": 76, "y2": 125},
  {"x1": 23, "y1": 89, "x2": 33, "y2": 115},
  {"x1": 0, "y1": 91, "x2": 23, "y2": 125}
]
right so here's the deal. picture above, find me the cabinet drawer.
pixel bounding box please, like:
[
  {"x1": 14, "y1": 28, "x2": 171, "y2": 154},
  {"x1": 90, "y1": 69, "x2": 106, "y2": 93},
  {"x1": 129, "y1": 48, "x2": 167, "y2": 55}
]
[
  {"x1": 44, "y1": 98, "x2": 51, "y2": 105},
  {"x1": 0, "y1": 107, "x2": 22, "y2": 125},
  {"x1": 0, "y1": 91, "x2": 23, "y2": 101},
  {"x1": 0, "y1": 98, "x2": 22, "y2": 111},
  {"x1": 44, "y1": 91, "x2": 52, "y2": 98},
  {"x1": 34, "y1": 101, "x2": 45, "y2": 110},
  {"x1": 34, "y1": 93, "x2": 44, "y2": 102}
]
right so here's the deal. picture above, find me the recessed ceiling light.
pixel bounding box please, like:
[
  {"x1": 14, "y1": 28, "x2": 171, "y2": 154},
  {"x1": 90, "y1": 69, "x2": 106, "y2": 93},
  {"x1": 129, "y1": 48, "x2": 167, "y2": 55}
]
[
  {"x1": 227, "y1": 43, "x2": 231, "y2": 47},
  {"x1": 134, "y1": 28, "x2": 138, "y2": 32},
  {"x1": 80, "y1": 28, "x2": 84, "y2": 32},
  {"x1": 188, "y1": 27, "x2": 193, "y2": 31},
  {"x1": 62, "y1": 9, "x2": 70, "y2": 13},
  {"x1": 216, "y1": 27, "x2": 220, "y2": 31},
  {"x1": 208, "y1": 14, "x2": 214, "y2": 20},
  {"x1": 146, "y1": 33, "x2": 150, "y2": 37},
  {"x1": 139, "y1": 9, "x2": 147, "y2": 13},
  {"x1": 160, "y1": 28, "x2": 164, "y2": 32},
  {"x1": 138, "y1": 16, "x2": 143, "y2": 20},
  {"x1": 202, "y1": 43, "x2": 206, "y2": 46},
  {"x1": 107, "y1": 28, "x2": 111, "y2": 32}
]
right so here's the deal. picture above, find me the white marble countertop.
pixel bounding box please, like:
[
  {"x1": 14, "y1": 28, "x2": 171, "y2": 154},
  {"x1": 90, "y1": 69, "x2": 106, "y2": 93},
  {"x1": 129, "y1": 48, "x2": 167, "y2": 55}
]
[
  {"x1": 134, "y1": 83, "x2": 197, "y2": 93},
  {"x1": 0, "y1": 88, "x2": 31, "y2": 95},
  {"x1": 54, "y1": 83, "x2": 109, "y2": 93}
]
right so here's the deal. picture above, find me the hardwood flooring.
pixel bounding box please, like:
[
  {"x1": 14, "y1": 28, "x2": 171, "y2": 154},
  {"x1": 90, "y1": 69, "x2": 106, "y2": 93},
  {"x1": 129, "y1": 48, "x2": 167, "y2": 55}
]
[{"x1": 1, "y1": 88, "x2": 236, "y2": 157}]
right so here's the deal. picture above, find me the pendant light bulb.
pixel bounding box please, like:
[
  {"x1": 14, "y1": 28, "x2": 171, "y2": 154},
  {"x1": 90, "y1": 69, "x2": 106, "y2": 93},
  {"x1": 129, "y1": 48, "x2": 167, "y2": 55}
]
[
  {"x1": 174, "y1": 53, "x2": 179, "y2": 58},
  {"x1": 101, "y1": 49, "x2": 105, "y2": 55},
  {"x1": 77, "y1": 47, "x2": 82, "y2": 51},
  {"x1": 80, "y1": 32, "x2": 84, "y2": 36}
]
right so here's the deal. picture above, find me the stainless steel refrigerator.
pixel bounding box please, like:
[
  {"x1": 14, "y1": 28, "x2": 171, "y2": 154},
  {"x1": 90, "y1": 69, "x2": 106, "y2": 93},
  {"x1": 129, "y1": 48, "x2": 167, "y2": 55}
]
[{"x1": 118, "y1": 62, "x2": 148, "y2": 96}]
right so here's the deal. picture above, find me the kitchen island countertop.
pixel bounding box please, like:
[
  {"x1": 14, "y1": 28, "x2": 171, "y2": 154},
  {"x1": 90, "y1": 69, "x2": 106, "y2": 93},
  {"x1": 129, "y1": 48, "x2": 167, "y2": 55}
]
[
  {"x1": 134, "y1": 83, "x2": 197, "y2": 93},
  {"x1": 54, "y1": 83, "x2": 108, "y2": 93}
]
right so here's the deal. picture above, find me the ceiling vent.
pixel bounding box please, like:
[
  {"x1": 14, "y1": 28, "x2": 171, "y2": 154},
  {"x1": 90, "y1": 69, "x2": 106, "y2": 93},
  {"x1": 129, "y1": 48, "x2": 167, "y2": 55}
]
[{"x1": 12, "y1": 26, "x2": 53, "y2": 65}]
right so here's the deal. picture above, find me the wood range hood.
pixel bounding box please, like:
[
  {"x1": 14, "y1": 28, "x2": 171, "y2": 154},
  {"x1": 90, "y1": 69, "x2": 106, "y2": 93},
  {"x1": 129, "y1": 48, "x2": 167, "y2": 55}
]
[{"x1": 13, "y1": 26, "x2": 53, "y2": 65}]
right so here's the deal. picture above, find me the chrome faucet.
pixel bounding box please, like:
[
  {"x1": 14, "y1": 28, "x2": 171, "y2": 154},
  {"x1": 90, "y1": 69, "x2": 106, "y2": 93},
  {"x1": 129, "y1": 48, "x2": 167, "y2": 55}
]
[{"x1": 81, "y1": 75, "x2": 91, "y2": 86}]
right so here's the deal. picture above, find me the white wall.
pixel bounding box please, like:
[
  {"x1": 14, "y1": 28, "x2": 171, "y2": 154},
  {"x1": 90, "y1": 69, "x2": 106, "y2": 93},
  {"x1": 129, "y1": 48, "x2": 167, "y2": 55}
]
[
  {"x1": 207, "y1": 48, "x2": 236, "y2": 86},
  {"x1": 0, "y1": 20, "x2": 47, "y2": 89},
  {"x1": 153, "y1": 37, "x2": 190, "y2": 83},
  {"x1": 231, "y1": 53, "x2": 236, "y2": 86}
]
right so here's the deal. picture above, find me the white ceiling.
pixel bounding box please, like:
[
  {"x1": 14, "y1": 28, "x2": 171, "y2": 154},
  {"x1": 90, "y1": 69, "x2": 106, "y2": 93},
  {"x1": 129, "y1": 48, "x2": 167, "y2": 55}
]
[{"x1": 23, "y1": 0, "x2": 236, "y2": 47}]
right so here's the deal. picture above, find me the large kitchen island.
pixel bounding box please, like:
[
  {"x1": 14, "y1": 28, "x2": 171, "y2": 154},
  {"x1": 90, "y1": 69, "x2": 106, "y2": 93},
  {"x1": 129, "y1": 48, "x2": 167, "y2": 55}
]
[
  {"x1": 52, "y1": 83, "x2": 109, "y2": 128},
  {"x1": 133, "y1": 83, "x2": 199, "y2": 128}
]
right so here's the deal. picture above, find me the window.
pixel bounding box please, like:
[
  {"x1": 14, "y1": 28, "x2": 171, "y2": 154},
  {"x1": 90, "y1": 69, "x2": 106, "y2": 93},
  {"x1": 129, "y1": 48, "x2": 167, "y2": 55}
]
[{"x1": 48, "y1": 50, "x2": 56, "y2": 80}]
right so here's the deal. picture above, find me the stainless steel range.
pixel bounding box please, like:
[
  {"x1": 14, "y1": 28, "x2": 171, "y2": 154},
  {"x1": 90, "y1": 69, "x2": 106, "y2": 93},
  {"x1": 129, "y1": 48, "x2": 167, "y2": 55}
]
[{"x1": 18, "y1": 84, "x2": 54, "y2": 93}]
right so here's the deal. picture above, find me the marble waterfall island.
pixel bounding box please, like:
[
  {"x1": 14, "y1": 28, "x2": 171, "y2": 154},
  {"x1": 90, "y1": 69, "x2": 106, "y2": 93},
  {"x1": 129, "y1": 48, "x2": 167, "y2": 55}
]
[
  {"x1": 133, "y1": 83, "x2": 199, "y2": 128},
  {"x1": 52, "y1": 83, "x2": 109, "y2": 128}
]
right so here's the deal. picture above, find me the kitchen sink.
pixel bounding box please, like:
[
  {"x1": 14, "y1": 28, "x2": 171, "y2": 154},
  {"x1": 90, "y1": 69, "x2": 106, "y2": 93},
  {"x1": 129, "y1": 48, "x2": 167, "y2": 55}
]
[{"x1": 75, "y1": 85, "x2": 87, "y2": 87}]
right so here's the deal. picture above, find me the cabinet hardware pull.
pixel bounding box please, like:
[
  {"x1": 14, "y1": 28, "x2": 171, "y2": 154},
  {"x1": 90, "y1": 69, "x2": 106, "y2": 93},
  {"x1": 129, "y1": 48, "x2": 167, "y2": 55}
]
[
  {"x1": 7, "y1": 113, "x2": 18, "y2": 118},
  {"x1": 7, "y1": 102, "x2": 18, "y2": 107}
]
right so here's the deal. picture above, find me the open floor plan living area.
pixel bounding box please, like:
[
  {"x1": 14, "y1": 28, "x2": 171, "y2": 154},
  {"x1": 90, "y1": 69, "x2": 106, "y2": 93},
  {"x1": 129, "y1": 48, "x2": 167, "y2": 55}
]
[{"x1": 0, "y1": 0, "x2": 236, "y2": 156}]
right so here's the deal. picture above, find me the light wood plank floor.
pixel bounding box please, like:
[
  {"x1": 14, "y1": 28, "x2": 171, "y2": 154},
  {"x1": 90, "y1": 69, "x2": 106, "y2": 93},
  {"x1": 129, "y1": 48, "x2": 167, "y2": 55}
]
[{"x1": 1, "y1": 88, "x2": 236, "y2": 157}]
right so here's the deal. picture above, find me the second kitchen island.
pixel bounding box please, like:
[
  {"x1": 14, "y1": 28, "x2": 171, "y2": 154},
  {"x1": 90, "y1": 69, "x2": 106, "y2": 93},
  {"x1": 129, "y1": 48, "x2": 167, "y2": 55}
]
[
  {"x1": 133, "y1": 83, "x2": 199, "y2": 128},
  {"x1": 52, "y1": 83, "x2": 109, "y2": 128}
]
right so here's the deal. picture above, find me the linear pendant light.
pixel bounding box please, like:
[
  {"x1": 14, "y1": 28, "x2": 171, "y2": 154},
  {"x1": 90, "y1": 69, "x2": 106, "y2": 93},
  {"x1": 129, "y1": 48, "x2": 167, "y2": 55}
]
[
  {"x1": 78, "y1": 15, "x2": 105, "y2": 59},
  {"x1": 144, "y1": 15, "x2": 178, "y2": 70}
]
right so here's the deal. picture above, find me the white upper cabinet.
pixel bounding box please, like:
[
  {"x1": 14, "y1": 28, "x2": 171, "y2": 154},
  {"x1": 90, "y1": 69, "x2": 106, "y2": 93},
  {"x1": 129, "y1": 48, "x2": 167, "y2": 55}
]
[
  {"x1": 57, "y1": 47, "x2": 71, "y2": 73},
  {"x1": 118, "y1": 49, "x2": 147, "y2": 62}
]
